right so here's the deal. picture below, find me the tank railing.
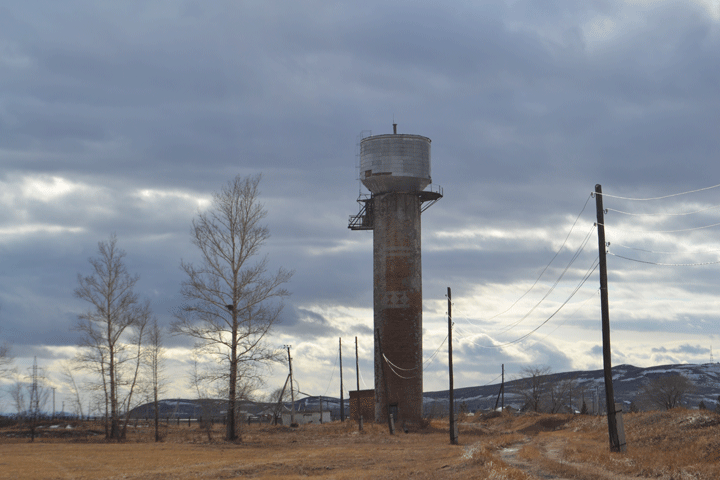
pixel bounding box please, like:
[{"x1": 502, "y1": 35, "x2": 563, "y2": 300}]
[
  {"x1": 419, "y1": 184, "x2": 443, "y2": 213},
  {"x1": 425, "y1": 184, "x2": 443, "y2": 196},
  {"x1": 348, "y1": 195, "x2": 374, "y2": 230}
]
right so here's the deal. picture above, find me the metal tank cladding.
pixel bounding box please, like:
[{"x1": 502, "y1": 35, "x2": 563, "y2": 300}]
[{"x1": 359, "y1": 134, "x2": 432, "y2": 194}]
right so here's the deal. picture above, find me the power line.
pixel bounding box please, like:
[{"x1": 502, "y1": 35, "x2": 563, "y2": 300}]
[
  {"x1": 529, "y1": 288, "x2": 599, "y2": 344},
  {"x1": 358, "y1": 365, "x2": 369, "y2": 389},
  {"x1": 599, "y1": 182, "x2": 720, "y2": 201},
  {"x1": 598, "y1": 221, "x2": 720, "y2": 234},
  {"x1": 607, "y1": 252, "x2": 720, "y2": 267},
  {"x1": 456, "y1": 257, "x2": 599, "y2": 349},
  {"x1": 611, "y1": 242, "x2": 720, "y2": 256},
  {"x1": 321, "y1": 348, "x2": 339, "y2": 397},
  {"x1": 422, "y1": 334, "x2": 448, "y2": 370},
  {"x1": 482, "y1": 372, "x2": 503, "y2": 387},
  {"x1": 473, "y1": 194, "x2": 594, "y2": 326},
  {"x1": 606, "y1": 203, "x2": 720, "y2": 217},
  {"x1": 382, "y1": 333, "x2": 450, "y2": 380},
  {"x1": 456, "y1": 222, "x2": 596, "y2": 338},
  {"x1": 383, "y1": 353, "x2": 417, "y2": 372},
  {"x1": 384, "y1": 356, "x2": 420, "y2": 380},
  {"x1": 491, "y1": 223, "x2": 596, "y2": 336}
]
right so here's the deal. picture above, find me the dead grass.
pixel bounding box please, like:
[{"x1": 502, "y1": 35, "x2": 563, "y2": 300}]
[
  {"x1": 486, "y1": 409, "x2": 720, "y2": 480},
  {"x1": 1, "y1": 409, "x2": 718, "y2": 479}
]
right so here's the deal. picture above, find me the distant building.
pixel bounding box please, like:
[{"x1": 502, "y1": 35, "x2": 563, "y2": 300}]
[{"x1": 280, "y1": 410, "x2": 330, "y2": 425}]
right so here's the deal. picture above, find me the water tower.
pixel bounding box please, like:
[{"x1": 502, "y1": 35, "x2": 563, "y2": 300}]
[{"x1": 349, "y1": 125, "x2": 442, "y2": 425}]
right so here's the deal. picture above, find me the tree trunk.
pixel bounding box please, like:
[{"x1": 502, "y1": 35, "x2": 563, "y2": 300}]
[{"x1": 227, "y1": 319, "x2": 238, "y2": 441}]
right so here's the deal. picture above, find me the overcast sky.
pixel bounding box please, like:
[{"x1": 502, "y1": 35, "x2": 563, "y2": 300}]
[{"x1": 2, "y1": 0, "x2": 720, "y2": 412}]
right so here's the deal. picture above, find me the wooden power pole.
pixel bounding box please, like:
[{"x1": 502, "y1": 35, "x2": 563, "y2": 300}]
[
  {"x1": 339, "y1": 337, "x2": 345, "y2": 422},
  {"x1": 355, "y1": 336, "x2": 360, "y2": 392},
  {"x1": 448, "y1": 287, "x2": 457, "y2": 445},
  {"x1": 285, "y1": 345, "x2": 295, "y2": 426},
  {"x1": 595, "y1": 184, "x2": 626, "y2": 453},
  {"x1": 501, "y1": 364, "x2": 504, "y2": 411}
]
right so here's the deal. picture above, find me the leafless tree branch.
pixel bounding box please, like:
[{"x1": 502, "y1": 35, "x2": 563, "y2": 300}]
[{"x1": 172, "y1": 174, "x2": 293, "y2": 441}]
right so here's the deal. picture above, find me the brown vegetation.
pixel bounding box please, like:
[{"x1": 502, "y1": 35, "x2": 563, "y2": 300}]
[{"x1": 0, "y1": 408, "x2": 718, "y2": 479}]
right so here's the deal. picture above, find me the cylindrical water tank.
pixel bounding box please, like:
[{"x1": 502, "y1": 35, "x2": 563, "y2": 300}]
[{"x1": 360, "y1": 134, "x2": 431, "y2": 194}]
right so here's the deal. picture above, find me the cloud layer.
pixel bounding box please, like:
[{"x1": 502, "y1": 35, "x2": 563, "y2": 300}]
[{"x1": 1, "y1": 0, "x2": 720, "y2": 411}]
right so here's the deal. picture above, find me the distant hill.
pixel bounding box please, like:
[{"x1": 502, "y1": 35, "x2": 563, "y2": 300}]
[
  {"x1": 130, "y1": 363, "x2": 720, "y2": 420},
  {"x1": 424, "y1": 362, "x2": 720, "y2": 413}
]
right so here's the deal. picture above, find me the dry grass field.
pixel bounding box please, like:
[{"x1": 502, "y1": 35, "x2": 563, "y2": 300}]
[{"x1": 1, "y1": 408, "x2": 719, "y2": 479}]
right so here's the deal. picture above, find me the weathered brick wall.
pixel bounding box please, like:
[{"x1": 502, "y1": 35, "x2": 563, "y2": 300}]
[
  {"x1": 349, "y1": 389, "x2": 375, "y2": 421},
  {"x1": 373, "y1": 192, "x2": 423, "y2": 424}
]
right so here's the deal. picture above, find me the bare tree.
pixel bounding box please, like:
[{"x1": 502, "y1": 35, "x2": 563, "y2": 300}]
[
  {"x1": 267, "y1": 384, "x2": 293, "y2": 424},
  {"x1": 0, "y1": 307, "x2": 15, "y2": 379},
  {"x1": 145, "y1": 318, "x2": 166, "y2": 442},
  {"x1": 119, "y1": 304, "x2": 150, "y2": 439},
  {"x1": 10, "y1": 381, "x2": 26, "y2": 417},
  {"x1": 0, "y1": 342, "x2": 12, "y2": 379},
  {"x1": 515, "y1": 366, "x2": 552, "y2": 412},
  {"x1": 59, "y1": 361, "x2": 84, "y2": 418},
  {"x1": 74, "y1": 234, "x2": 150, "y2": 440},
  {"x1": 172, "y1": 174, "x2": 293, "y2": 441},
  {"x1": 548, "y1": 377, "x2": 576, "y2": 413},
  {"x1": 640, "y1": 373, "x2": 695, "y2": 410},
  {"x1": 188, "y1": 355, "x2": 219, "y2": 442}
]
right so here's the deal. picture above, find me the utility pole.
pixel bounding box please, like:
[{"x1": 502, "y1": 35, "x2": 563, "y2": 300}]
[
  {"x1": 285, "y1": 345, "x2": 295, "y2": 426},
  {"x1": 339, "y1": 337, "x2": 345, "y2": 422},
  {"x1": 52, "y1": 387, "x2": 56, "y2": 419},
  {"x1": 355, "y1": 336, "x2": 360, "y2": 392},
  {"x1": 448, "y1": 287, "x2": 457, "y2": 445},
  {"x1": 501, "y1": 364, "x2": 505, "y2": 412},
  {"x1": 595, "y1": 184, "x2": 626, "y2": 452}
]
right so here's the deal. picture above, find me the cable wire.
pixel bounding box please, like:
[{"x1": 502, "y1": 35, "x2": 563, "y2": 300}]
[
  {"x1": 422, "y1": 334, "x2": 449, "y2": 370},
  {"x1": 383, "y1": 353, "x2": 418, "y2": 372},
  {"x1": 529, "y1": 288, "x2": 599, "y2": 344},
  {"x1": 359, "y1": 365, "x2": 368, "y2": 389},
  {"x1": 384, "y1": 356, "x2": 420, "y2": 380},
  {"x1": 491, "y1": 223, "x2": 596, "y2": 336},
  {"x1": 321, "y1": 348, "x2": 339, "y2": 397},
  {"x1": 607, "y1": 252, "x2": 720, "y2": 267},
  {"x1": 483, "y1": 372, "x2": 503, "y2": 386},
  {"x1": 606, "y1": 203, "x2": 720, "y2": 217},
  {"x1": 611, "y1": 242, "x2": 720, "y2": 255},
  {"x1": 474, "y1": 193, "x2": 594, "y2": 326},
  {"x1": 600, "y1": 182, "x2": 720, "y2": 201},
  {"x1": 598, "y1": 221, "x2": 720, "y2": 234},
  {"x1": 456, "y1": 257, "x2": 599, "y2": 349}
]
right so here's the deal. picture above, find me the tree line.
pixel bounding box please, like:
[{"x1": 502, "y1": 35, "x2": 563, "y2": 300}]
[
  {"x1": 514, "y1": 365, "x2": 716, "y2": 414},
  {"x1": 0, "y1": 174, "x2": 293, "y2": 442}
]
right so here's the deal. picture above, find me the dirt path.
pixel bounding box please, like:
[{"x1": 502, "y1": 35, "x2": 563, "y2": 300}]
[{"x1": 498, "y1": 435, "x2": 641, "y2": 480}]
